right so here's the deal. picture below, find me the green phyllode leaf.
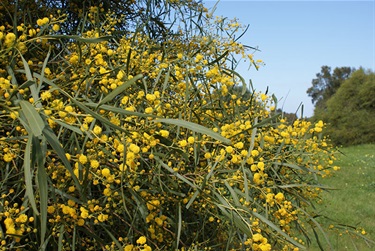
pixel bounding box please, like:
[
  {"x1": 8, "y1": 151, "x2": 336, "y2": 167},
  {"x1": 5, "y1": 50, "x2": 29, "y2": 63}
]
[
  {"x1": 19, "y1": 100, "x2": 45, "y2": 137},
  {"x1": 154, "y1": 118, "x2": 231, "y2": 145}
]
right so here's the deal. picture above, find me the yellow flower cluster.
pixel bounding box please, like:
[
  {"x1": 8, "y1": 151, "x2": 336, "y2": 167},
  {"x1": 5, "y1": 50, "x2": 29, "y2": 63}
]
[
  {"x1": 0, "y1": 196, "x2": 35, "y2": 244},
  {"x1": 1, "y1": 1, "x2": 363, "y2": 251},
  {"x1": 36, "y1": 17, "x2": 49, "y2": 26}
]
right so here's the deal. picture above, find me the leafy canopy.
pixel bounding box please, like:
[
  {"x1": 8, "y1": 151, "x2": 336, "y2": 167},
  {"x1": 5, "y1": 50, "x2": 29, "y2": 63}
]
[
  {"x1": 324, "y1": 68, "x2": 375, "y2": 146},
  {"x1": 307, "y1": 65, "x2": 353, "y2": 113}
]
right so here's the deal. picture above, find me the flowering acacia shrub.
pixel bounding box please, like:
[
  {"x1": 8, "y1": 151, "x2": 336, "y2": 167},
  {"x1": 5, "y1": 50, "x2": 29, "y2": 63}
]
[{"x1": 0, "y1": 1, "x2": 372, "y2": 251}]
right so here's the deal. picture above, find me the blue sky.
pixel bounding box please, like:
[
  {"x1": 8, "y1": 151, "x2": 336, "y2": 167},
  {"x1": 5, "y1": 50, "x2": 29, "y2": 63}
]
[{"x1": 202, "y1": 0, "x2": 374, "y2": 117}]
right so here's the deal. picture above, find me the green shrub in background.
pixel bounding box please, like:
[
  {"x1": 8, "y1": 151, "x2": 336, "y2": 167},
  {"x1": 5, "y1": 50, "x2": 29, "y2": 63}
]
[
  {"x1": 0, "y1": 1, "x2": 373, "y2": 250},
  {"x1": 307, "y1": 66, "x2": 375, "y2": 146},
  {"x1": 323, "y1": 69, "x2": 375, "y2": 146}
]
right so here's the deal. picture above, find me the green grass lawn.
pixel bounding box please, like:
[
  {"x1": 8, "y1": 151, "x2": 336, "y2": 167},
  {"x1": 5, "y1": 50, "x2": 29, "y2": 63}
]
[{"x1": 307, "y1": 144, "x2": 375, "y2": 250}]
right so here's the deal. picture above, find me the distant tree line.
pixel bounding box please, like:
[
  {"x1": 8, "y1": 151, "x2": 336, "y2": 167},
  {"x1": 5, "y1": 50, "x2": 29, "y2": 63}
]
[{"x1": 307, "y1": 66, "x2": 375, "y2": 146}]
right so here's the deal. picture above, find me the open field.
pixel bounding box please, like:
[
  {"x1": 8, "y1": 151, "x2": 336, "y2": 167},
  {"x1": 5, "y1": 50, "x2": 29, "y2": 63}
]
[{"x1": 309, "y1": 144, "x2": 375, "y2": 250}]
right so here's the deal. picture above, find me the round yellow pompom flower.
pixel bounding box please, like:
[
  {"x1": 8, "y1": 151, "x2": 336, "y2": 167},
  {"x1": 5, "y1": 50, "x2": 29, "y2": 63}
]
[{"x1": 136, "y1": 236, "x2": 147, "y2": 245}]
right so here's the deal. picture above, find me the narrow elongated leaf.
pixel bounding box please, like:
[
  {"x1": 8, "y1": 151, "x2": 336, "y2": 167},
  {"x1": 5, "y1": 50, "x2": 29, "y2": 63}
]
[
  {"x1": 186, "y1": 157, "x2": 220, "y2": 210},
  {"x1": 85, "y1": 103, "x2": 157, "y2": 119},
  {"x1": 176, "y1": 203, "x2": 182, "y2": 249},
  {"x1": 252, "y1": 211, "x2": 306, "y2": 249},
  {"x1": 154, "y1": 118, "x2": 231, "y2": 145},
  {"x1": 32, "y1": 133, "x2": 46, "y2": 167},
  {"x1": 39, "y1": 46, "x2": 52, "y2": 88},
  {"x1": 8, "y1": 75, "x2": 33, "y2": 99},
  {"x1": 24, "y1": 134, "x2": 39, "y2": 215},
  {"x1": 42, "y1": 127, "x2": 83, "y2": 196},
  {"x1": 44, "y1": 35, "x2": 113, "y2": 43},
  {"x1": 208, "y1": 50, "x2": 229, "y2": 66},
  {"x1": 102, "y1": 226, "x2": 123, "y2": 250},
  {"x1": 298, "y1": 207, "x2": 333, "y2": 250},
  {"x1": 186, "y1": 190, "x2": 200, "y2": 210},
  {"x1": 97, "y1": 74, "x2": 143, "y2": 107},
  {"x1": 37, "y1": 168, "x2": 48, "y2": 243},
  {"x1": 18, "y1": 80, "x2": 36, "y2": 90},
  {"x1": 72, "y1": 225, "x2": 76, "y2": 251},
  {"x1": 17, "y1": 52, "x2": 33, "y2": 81},
  {"x1": 161, "y1": 68, "x2": 171, "y2": 97},
  {"x1": 277, "y1": 184, "x2": 334, "y2": 190},
  {"x1": 241, "y1": 165, "x2": 250, "y2": 203},
  {"x1": 248, "y1": 117, "x2": 258, "y2": 154},
  {"x1": 312, "y1": 227, "x2": 324, "y2": 251},
  {"x1": 34, "y1": 136, "x2": 48, "y2": 245},
  {"x1": 275, "y1": 162, "x2": 313, "y2": 173},
  {"x1": 52, "y1": 188, "x2": 84, "y2": 204},
  {"x1": 128, "y1": 189, "x2": 148, "y2": 220},
  {"x1": 58, "y1": 225, "x2": 64, "y2": 251},
  {"x1": 222, "y1": 67, "x2": 246, "y2": 87},
  {"x1": 53, "y1": 120, "x2": 83, "y2": 135},
  {"x1": 224, "y1": 181, "x2": 241, "y2": 207},
  {"x1": 215, "y1": 203, "x2": 251, "y2": 236},
  {"x1": 18, "y1": 52, "x2": 40, "y2": 101},
  {"x1": 39, "y1": 235, "x2": 51, "y2": 251},
  {"x1": 6, "y1": 65, "x2": 18, "y2": 85},
  {"x1": 251, "y1": 113, "x2": 280, "y2": 128},
  {"x1": 241, "y1": 83, "x2": 247, "y2": 95},
  {"x1": 71, "y1": 99, "x2": 128, "y2": 134},
  {"x1": 272, "y1": 93, "x2": 278, "y2": 105},
  {"x1": 19, "y1": 101, "x2": 45, "y2": 137},
  {"x1": 154, "y1": 156, "x2": 196, "y2": 188}
]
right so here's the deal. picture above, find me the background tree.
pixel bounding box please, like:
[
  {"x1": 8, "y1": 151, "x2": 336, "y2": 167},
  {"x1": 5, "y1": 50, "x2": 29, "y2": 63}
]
[
  {"x1": 323, "y1": 68, "x2": 375, "y2": 145},
  {"x1": 307, "y1": 65, "x2": 354, "y2": 118}
]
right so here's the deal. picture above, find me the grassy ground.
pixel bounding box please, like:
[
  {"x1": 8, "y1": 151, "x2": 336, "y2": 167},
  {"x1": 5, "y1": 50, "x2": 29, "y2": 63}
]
[{"x1": 307, "y1": 144, "x2": 375, "y2": 250}]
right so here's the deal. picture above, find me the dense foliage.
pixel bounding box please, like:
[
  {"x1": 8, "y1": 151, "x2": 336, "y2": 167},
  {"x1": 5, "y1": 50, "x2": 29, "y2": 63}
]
[
  {"x1": 0, "y1": 1, "x2": 372, "y2": 250},
  {"x1": 308, "y1": 66, "x2": 375, "y2": 146},
  {"x1": 0, "y1": 0, "x2": 182, "y2": 40},
  {"x1": 321, "y1": 69, "x2": 375, "y2": 146}
]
